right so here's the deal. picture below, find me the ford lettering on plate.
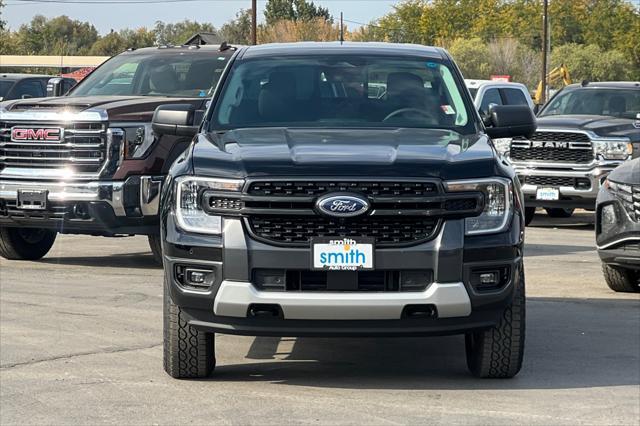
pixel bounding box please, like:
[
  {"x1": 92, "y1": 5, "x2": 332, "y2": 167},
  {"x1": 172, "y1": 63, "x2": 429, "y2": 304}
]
[
  {"x1": 312, "y1": 237, "x2": 374, "y2": 271},
  {"x1": 536, "y1": 187, "x2": 560, "y2": 201}
]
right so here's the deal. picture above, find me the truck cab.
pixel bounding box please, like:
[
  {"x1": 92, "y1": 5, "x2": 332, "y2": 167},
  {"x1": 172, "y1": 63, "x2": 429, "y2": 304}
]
[{"x1": 0, "y1": 45, "x2": 234, "y2": 262}]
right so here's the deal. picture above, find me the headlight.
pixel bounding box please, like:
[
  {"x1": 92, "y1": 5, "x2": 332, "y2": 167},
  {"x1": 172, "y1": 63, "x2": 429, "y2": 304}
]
[
  {"x1": 175, "y1": 176, "x2": 244, "y2": 235},
  {"x1": 593, "y1": 140, "x2": 632, "y2": 160},
  {"x1": 446, "y1": 178, "x2": 513, "y2": 235},
  {"x1": 121, "y1": 124, "x2": 156, "y2": 159},
  {"x1": 492, "y1": 138, "x2": 512, "y2": 156}
]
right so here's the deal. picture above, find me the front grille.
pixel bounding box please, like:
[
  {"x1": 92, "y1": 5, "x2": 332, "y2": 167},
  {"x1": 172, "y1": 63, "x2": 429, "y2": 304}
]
[
  {"x1": 253, "y1": 269, "x2": 433, "y2": 292},
  {"x1": 248, "y1": 180, "x2": 438, "y2": 197},
  {"x1": 0, "y1": 122, "x2": 107, "y2": 173},
  {"x1": 0, "y1": 200, "x2": 72, "y2": 221},
  {"x1": 522, "y1": 176, "x2": 575, "y2": 187},
  {"x1": 510, "y1": 131, "x2": 594, "y2": 164},
  {"x1": 610, "y1": 183, "x2": 640, "y2": 221},
  {"x1": 248, "y1": 216, "x2": 439, "y2": 246}
]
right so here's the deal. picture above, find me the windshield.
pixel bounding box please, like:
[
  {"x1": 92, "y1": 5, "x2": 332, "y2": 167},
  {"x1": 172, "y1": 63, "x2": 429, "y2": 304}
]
[
  {"x1": 540, "y1": 88, "x2": 640, "y2": 119},
  {"x1": 211, "y1": 55, "x2": 474, "y2": 132},
  {"x1": 71, "y1": 50, "x2": 231, "y2": 98},
  {"x1": 0, "y1": 80, "x2": 15, "y2": 100}
]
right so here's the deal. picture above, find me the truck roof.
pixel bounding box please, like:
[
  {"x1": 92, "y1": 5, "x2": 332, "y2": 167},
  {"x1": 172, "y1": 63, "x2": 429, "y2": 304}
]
[
  {"x1": 564, "y1": 81, "x2": 640, "y2": 90},
  {"x1": 118, "y1": 44, "x2": 236, "y2": 56},
  {"x1": 1, "y1": 73, "x2": 55, "y2": 80},
  {"x1": 240, "y1": 42, "x2": 445, "y2": 59}
]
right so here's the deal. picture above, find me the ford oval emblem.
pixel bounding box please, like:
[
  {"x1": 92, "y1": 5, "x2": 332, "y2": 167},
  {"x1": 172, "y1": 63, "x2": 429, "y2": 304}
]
[{"x1": 316, "y1": 193, "x2": 370, "y2": 218}]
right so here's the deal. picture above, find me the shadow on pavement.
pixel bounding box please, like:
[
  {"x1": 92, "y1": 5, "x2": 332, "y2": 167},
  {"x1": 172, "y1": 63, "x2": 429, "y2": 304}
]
[
  {"x1": 211, "y1": 297, "x2": 639, "y2": 390},
  {"x1": 524, "y1": 243, "x2": 595, "y2": 257},
  {"x1": 528, "y1": 210, "x2": 595, "y2": 231},
  {"x1": 39, "y1": 251, "x2": 160, "y2": 269}
]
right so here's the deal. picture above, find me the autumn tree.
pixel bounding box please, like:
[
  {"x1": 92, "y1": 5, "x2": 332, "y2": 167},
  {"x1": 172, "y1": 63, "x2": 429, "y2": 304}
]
[
  {"x1": 219, "y1": 9, "x2": 252, "y2": 44},
  {"x1": 264, "y1": 0, "x2": 332, "y2": 26}
]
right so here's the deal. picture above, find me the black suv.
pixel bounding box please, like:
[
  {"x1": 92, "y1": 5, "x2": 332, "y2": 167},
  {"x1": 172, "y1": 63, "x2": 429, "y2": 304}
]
[
  {"x1": 597, "y1": 157, "x2": 640, "y2": 292},
  {"x1": 154, "y1": 42, "x2": 536, "y2": 379}
]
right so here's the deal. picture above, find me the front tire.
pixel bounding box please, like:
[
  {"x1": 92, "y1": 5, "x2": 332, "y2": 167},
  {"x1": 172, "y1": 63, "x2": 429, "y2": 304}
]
[
  {"x1": 524, "y1": 207, "x2": 535, "y2": 226},
  {"x1": 0, "y1": 227, "x2": 57, "y2": 260},
  {"x1": 465, "y1": 264, "x2": 525, "y2": 378},
  {"x1": 163, "y1": 277, "x2": 216, "y2": 378},
  {"x1": 148, "y1": 234, "x2": 162, "y2": 265},
  {"x1": 545, "y1": 208, "x2": 574, "y2": 218},
  {"x1": 602, "y1": 263, "x2": 639, "y2": 293}
]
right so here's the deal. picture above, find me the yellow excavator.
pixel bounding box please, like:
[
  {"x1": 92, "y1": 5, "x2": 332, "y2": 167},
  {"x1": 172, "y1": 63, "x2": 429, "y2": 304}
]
[{"x1": 533, "y1": 64, "x2": 571, "y2": 105}]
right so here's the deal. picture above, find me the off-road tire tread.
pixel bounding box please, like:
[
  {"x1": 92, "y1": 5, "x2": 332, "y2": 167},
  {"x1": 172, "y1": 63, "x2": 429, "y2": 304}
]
[
  {"x1": 602, "y1": 263, "x2": 639, "y2": 293},
  {"x1": 148, "y1": 234, "x2": 162, "y2": 265},
  {"x1": 466, "y1": 265, "x2": 525, "y2": 378},
  {"x1": 0, "y1": 227, "x2": 56, "y2": 260},
  {"x1": 163, "y1": 279, "x2": 215, "y2": 378}
]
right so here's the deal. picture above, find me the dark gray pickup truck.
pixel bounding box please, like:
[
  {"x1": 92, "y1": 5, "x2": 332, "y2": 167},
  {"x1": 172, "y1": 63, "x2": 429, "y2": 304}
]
[{"x1": 153, "y1": 42, "x2": 538, "y2": 379}]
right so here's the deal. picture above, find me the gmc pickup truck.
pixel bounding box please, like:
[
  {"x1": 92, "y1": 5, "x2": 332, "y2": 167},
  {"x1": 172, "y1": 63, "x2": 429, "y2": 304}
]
[
  {"x1": 495, "y1": 81, "x2": 640, "y2": 225},
  {"x1": 0, "y1": 44, "x2": 233, "y2": 262},
  {"x1": 155, "y1": 42, "x2": 537, "y2": 379}
]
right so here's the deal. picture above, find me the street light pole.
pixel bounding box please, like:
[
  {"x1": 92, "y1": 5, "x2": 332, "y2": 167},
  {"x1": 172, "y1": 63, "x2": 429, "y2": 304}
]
[
  {"x1": 251, "y1": 0, "x2": 257, "y2": 45},
  {"x1": 541, "y1": 0, "x2": 549, "y2": 105}
]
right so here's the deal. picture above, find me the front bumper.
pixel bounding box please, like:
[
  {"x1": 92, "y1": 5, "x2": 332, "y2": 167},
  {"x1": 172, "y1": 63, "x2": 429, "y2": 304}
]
[
  {"x1": 163, "y1": 214, "x2": 524, "y2": 337},
  {"x1": 0, "y1": 175, "x2": 162, "y2": 235},
  {"x1": 515, "y1": 163, "x2": 618, "y2": 209}
]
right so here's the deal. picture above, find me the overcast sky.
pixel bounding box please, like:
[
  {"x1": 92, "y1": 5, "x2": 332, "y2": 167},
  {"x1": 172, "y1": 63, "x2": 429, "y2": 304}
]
[{"x1": 2, "y1": 0, "x2": 397, "y2": 34}]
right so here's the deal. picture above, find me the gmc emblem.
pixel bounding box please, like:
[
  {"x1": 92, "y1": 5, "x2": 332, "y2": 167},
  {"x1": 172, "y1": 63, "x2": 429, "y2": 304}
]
[{"x1": 11, "y1": 127, "x2": 63, "y2": 142}]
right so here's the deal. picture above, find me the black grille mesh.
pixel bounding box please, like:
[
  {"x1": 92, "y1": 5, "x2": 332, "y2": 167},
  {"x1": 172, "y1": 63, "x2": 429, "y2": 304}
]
[
  {"x1": 248, "y1": 181, "x2": 438, "y2": 197},
  {"x1": 510, "y1": 147, "x2": 593, "y2": 163}
]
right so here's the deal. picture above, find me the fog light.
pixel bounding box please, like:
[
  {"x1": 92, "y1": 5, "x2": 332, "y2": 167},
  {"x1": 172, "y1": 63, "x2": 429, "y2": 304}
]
[
  {"x1": 479, "y1": 272, "x2": 499, "y2": 285},
  {"x1": 175, "y1": 265, "x2": 216, "y2": 290}
]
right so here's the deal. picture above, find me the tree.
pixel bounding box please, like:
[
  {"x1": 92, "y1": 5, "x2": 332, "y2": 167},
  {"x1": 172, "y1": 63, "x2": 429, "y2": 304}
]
[
  {"x1": 264, "y1": 0, "x2": 331, "y2": 26},
  {"x1": 153, "y1": 20, "x2": 216, "y2": 45},
  {"x1": 89, "y1": 31, "x2": 126, "y2": 56},
  {"x1": 447, "y1": 38, "x2": 491, "y2": 79},
  {"x1": 12, "y1": 15, "x2": 99, "y2": 55},
  {"x1": 259, "y1": 17, "x2": 340, "y2": 43},
  {"x1": 0, "y1": 0, "x2": 6, "y2": 31},
  {"x1": 550, "y1": 44, "x2": 634, "y2": 82},
  {"x1": 219, "y1": 9, "x2": 252, "y2": 44}
]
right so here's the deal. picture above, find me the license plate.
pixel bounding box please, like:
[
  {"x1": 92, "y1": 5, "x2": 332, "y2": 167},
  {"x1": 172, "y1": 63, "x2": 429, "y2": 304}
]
[
  {"x1": 536, "y1": 187, "x2": 560, "y2": 201},
  {"x1": 17, "y1": 189, "x2": 48, "y2": 210},
  {"x1": 312, "y1": 237, "x2": 374, "y2": 271}
]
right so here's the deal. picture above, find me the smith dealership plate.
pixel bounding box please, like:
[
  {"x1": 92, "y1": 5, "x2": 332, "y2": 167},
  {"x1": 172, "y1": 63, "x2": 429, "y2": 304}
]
[
  {"x1": 312, "y1": 237, "x2": 374, "y2": 271},
  {"x1": 536, "y1": 187, "x2": 560, "y2": 201}
]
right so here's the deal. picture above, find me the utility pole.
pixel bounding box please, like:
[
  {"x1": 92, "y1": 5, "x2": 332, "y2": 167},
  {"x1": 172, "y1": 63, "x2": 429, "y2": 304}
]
[
  {"x1": 540, "y1": 0, "x2": 549, "y2": 105},
  {"x1": 251, "y1": 0, "x2": 257, "y2": 45},
  {"x1": 340, "y1": 12, "x2": 344, "y2": 43}
]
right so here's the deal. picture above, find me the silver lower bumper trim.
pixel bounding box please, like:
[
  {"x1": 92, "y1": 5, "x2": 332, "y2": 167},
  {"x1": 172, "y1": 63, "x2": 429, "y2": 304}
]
[
  {"x1": 515, "y1": 166, "x2": 616, "y2": 199},
  {"x1": 0, "y1": 176, "x2": 161, "y2": 217},
  {"x1": 213, "y1": 280, "x2": 472, "y2": 320}
]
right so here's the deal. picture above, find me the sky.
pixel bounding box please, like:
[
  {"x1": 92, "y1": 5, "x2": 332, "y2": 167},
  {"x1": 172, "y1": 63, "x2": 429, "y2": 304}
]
[{"x1": 2, "y1": 0, "x2": 398, "y2": 34}]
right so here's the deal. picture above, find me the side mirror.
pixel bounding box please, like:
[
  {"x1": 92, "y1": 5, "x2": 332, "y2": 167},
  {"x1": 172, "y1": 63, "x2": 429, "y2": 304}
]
[
  {"x1": 485, "y1": 105, "x2": 536, "y2": 139},
  {"x1": 46, "y1": 77, "x2": 65, "y2": 97},
  {"x1": 152, "y1": 104, "x2": 199, "y2": 137}
]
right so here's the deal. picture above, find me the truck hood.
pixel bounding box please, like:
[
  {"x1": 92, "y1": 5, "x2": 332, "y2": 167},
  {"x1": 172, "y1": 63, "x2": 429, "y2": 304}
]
[
  {"x1": 536, "y1": 115, "x2": 640, "y2": 141},
  {"x1": 607, "y1": 157, "x2": 640, "y2": 185},
  {"x1": 191, "y1": 128, "x2": 501, "y2": 180},
  {"x1": 1, "y1": 95, "x2": 207, "y2": 122}
]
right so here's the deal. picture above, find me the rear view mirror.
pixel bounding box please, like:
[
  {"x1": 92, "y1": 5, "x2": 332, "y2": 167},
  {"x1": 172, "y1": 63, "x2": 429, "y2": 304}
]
[
  {"x1": 485, "y1": 105, "x2": 536, "y2": 139},
  {"x1": 152, "y1": 104, "x2": 199, "y2": 137}
]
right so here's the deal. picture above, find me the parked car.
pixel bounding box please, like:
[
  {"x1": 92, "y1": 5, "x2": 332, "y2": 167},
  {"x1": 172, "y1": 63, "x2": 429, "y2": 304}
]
[
  {"x1": 0, "y1": 74, "x2": 76, "y2": 101},
  {"x1": 0, "y1": 44, "x2": 234, "y2": 262},
  {"x1": 596, "y1": 157, "x2": 640, "y2": 292},
  {"x1": 156, "y1": 42, "x2": 536, "y2": 379},
  {"x1": 465, "y1": 79, "x2": 535, "y2": 115},
  {"x1": 493, "y1": 81, "x2": 640, "y2": 225}
]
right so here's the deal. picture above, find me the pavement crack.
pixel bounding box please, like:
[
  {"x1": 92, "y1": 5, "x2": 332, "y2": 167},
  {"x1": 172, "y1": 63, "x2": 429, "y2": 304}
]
[{"x1": 0, "y1": 342, "x2": 161, "y2": 370}]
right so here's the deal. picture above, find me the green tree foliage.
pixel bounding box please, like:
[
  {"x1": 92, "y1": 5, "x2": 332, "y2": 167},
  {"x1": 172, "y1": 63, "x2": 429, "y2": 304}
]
[
  {"x1": 153, "y1": 20, "x2": 216, "y2": 45},
  {"x1": 551, "y1": 44, "x2": 635, "y2": 82},
  {"x1": 264, "y1": 0, "x2": 331, "y2": 26},
  {"x1": 448, "y1": 38, "x2": 491, "y2": 79},
  {"x1": 219, "y1": 9, "x2": 252, "y2": 44},
  {"x1": 11, "y1": 15, "x2": 99, "y2": 55},
  {"x1": 0, "y1": 0, "x2": 6, "y2": 32}
]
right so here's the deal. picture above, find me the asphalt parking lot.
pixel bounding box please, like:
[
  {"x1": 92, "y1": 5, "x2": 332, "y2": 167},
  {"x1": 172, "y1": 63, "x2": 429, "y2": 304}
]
[{"x1": 1, "y1": 210, "x2": 638, "y2": 425}]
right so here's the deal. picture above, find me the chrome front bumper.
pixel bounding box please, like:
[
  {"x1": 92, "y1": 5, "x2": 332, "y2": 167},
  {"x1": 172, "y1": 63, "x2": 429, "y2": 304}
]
[{"x1": 0, "y1": 175, "x2": 162, "y2": 217}]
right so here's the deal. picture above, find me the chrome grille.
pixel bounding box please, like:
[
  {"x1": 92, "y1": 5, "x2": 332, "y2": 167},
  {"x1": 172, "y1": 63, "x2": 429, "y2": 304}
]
[
  {"x1": 0, "y1": 122, "x2": 107, "y2": 173},
  {"x1": 511, "y1": 131, "x2": 594, "y2": 163}
]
